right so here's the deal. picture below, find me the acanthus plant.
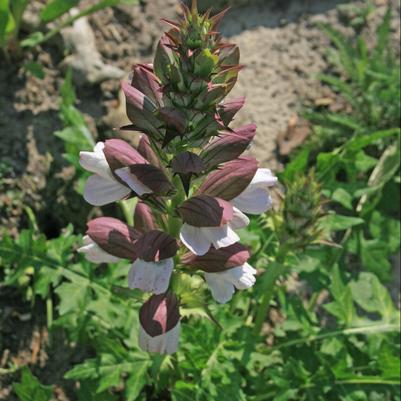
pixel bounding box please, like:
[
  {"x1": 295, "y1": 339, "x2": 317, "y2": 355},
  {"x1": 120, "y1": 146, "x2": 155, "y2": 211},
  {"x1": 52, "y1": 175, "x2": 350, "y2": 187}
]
[{"x1": 78, "y1": 1, "x2": 277, "y2": 355}]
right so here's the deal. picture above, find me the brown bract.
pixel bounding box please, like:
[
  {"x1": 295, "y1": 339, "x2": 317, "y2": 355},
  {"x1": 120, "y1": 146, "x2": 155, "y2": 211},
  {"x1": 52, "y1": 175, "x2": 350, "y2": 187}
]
[
  {"x1": 178, "y1": 195, "x2": 233, "y2": 227},
  {"x1": 129, "y1": 164, "x2": 173, "y2": 195},
  {"x1": 197, "y1": 156, "x2": 258, "y2": 200},
  {"x1": 87, "y1": 217, "x2": 141, "y2": 261},
  {"x1": 171, "y1": 152, "x2": 204, "y2": 175},
  {"x1": 182, "y1": 243, "x2": 250, "y2": 273},
  {"x1": 133, "y1": 230, "x2": 178, "y2": 262},
  {"x1": 139, "y1": 293, "x2": 180, "y2": 337}
]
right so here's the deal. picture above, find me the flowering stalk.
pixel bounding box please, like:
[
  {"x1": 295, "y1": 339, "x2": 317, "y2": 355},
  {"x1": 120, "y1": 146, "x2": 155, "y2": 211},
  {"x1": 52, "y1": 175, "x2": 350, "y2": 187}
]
[{"x1": 77, "y1": 0, "x2": 278, "y2": 354}]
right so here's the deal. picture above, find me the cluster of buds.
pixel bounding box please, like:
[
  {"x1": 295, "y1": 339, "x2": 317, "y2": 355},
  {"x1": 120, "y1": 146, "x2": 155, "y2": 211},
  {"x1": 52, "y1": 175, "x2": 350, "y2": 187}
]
[
  {"x1": 278, "y1": 171, "x2": 325, "y2": 250},
  {"x1": 77, "y1": 1, "x2": 277, "y2": 354}
]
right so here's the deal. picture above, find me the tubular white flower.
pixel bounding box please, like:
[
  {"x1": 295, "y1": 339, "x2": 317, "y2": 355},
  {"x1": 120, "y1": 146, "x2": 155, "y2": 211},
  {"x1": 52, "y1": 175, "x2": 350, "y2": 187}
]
[
  {"x1": 231, "y1": 168, "x2": 278, "y2": 214},
  {"x1": 115, "y1": 167, "x2": 153, "y2": 196},
  {"x1": 128, "y1": 258, "x2": 174, "y2": 294},
  {"x1": 204, "y1": 263, "x2": 257, "y2": 304},
  {"x1": 77, "y1": 235, "x2": 121, "y2": 263},
  {"x1": 80, "y1": 142, "x2": 131, "y2": 206},
  {"x1": 139, "y1": 321, "x2": 180, "y2": 355},
  {"x1": 180, "y1": 223, "x2": 241, "y2": 256}
]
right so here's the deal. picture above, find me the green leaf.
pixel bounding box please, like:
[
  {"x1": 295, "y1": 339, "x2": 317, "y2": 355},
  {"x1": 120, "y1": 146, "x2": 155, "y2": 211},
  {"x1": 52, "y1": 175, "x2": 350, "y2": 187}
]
[
  {"x1": 0, "y1": 0, "x2": 12, "y2": 47},
  {"x1": 346, "y1": 128, "x2": 400, "y2": 151},
  {"x1": 350, "y1": 272, "x2": 396, "y2": 323},
  {"x1": 23, "y1": 61, "x2": 45, "y2": 79},
  {"x1": 20, "y1": 31, "x2": 44, "y2": 47},
  {"x1": 331, "y1": 188, "x2": 353, "y2": 210},
  {"x1": 282, "y1": 147, "x2": 310, "y2": 182},
  {"x1": 320, "y1": 214, "x2": 364, "y2": 231},
  {"x1": 55, "y1": 281, "x2": 89, "y2": 315},
  {"x1": 13, "y1": 367, "x2": 52, "y2": 401},
  {"x1": 40, "y1": 0, "x2": 79, "y2": 22},
  {"x1": 125, "y1": 362, "x2": 149, "y2": 401},
  {"x1": 324, "y1": 265, "x2": 356, "y2": 325}
]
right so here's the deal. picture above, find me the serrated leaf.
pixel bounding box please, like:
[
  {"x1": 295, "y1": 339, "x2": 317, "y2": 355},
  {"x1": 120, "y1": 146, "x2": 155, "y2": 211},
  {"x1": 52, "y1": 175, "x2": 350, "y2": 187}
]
[
  {"x1": 350, "y1": 272, "x2": 396, "y2": 322},
  {"x1": 320, "y1": 214, "x2": 364, "y2": 231},
  {"x1": 125, "y1": 362, "x2": 149, "y2": 401},
  {"x1": 13, "y1": 367, "x2": 52, "y2": 401}
]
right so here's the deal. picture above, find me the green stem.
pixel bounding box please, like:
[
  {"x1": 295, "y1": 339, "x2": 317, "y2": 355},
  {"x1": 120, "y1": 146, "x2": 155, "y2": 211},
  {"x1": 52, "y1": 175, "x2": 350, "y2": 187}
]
[
  {"x1": 46, "y1": 296, "x2": 53, "y2": 328},
  {"x1": 253, "y1": 247, "x2": 289, "y2": 336},
  {"x1": 22, "y1": 0, "x2": 122, "y2": 48}
]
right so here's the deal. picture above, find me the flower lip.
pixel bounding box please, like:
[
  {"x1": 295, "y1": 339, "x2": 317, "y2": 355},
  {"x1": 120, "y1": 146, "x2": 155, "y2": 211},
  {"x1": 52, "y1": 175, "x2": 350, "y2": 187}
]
[
  {"x1": 178, "y1": 195, "x2": 234, "y2": 227},
  {"x1": 86, "y1": 217, "x2": 141, "y2": 261},
  {"x1": 197, "y1": 156, "x2": 258, "y2": 201},
  {"x1": 182, "y1": 243, "x2": 251, "y2": 273},
  {"x1": 133, "y1": 230, "x2": 178, "y2": 262},
  {"x1": 139, "y1": 293, "x2": 180, "y2": 337}
]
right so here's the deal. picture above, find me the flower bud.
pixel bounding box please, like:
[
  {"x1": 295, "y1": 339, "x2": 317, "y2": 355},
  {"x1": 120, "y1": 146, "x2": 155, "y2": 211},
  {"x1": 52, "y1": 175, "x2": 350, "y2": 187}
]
[
  {"x1": 139, "y1": 293, "x2": 180, "y2": 354},
  {"x1": 178, "y1": 195, "x2": 233, "y2": 228},
  {"x1": 134, "y1": 201, "x2": 157, "y2": 232},
  {"x1": 137, "y1": 135, "x2": 162, "y2": 169},
  {"x1": 103, "y1": 139, "x2": 147, "y2": 172},
  {"x1": 131, "y1": 64, "x2": 162, "y2": 106},
  {"x1": 217, "y1": 96, "x2": 245, "y2": 126},
  {"x1": 197, "y1": 156, "x2": 258, "y2": 201},
  {"x1": 82, "y1": 217, "x2": 140, "y2": 261},
  {"x1": 121, "y1": 81, "x2": 161, "y2": 138},
  {"x1": 200, "y1": 124, "x2": 256, "y2": 168}
]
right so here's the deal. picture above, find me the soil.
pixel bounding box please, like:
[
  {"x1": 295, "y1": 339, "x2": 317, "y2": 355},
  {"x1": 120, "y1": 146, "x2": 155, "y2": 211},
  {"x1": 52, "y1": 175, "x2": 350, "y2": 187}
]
[{"x1": 0, "y1": 0, "x2": 400, "y2": 399}]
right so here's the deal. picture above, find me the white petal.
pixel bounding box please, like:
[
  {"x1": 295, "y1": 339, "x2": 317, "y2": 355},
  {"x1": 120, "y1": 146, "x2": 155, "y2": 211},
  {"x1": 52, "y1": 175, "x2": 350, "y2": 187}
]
[
  {"x1": 204, "y1": 273, "x2": 235, "y2": 304},
  {"x1": 251, "y1": 168, "x2": 278, "y2": 188},
  {"x1": 128, "y1": 258, "x2": 174, "y2": 294},
  {"x1": 79, "y1": 142, "x2": 113, "y2": 179},
  {"x1": 83, "y1": 175, "x2": 131, "y2": 206},
  {"x1": 115, "y1": 167, "x2": 153, "y2": 196},
  {"x1": 139, "y1": 321, "x2": 180, "y2": 354},
  {"x1": 229, "y1": 207, "x2": 250, "y2": 230},
  {"x1": 205, "y1": 263, "x2": 257, "y2": 303},
  {"x1": 219, "y1": 263, "x2": 257, "y2": 290},
  {"x1": 231, "y1": 187, "x2": 272, "y2": 214},
  {"x1": 180, "y1": 223, "x2": 211, "y2": 256},
  {"x1": 77, "y1": 235, "x2": 121, "y2": 263},
  {"x1": 201, "y1": 225, "x2": 239, "y2": 249}
]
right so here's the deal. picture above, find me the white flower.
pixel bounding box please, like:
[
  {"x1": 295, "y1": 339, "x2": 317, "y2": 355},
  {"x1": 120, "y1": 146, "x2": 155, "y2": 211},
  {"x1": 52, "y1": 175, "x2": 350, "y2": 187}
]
[
  {"x1": 180, "y1": 207, "x2": 249, "y2": 256},
  {"x1": 80, "y1": 142, "x2": 131, "y2": 206},
  {"x1": 77, "y1": 235, "x2": 121, "y2": 263},
  {"x1": 231, "y1": 168, "x2": 277, "y2": 214},
  {"x1": 204, "y1": 263, "x2": 257, "y2": 304},
  {"x1": 128, "y1": 258, "x2": 174, "y2": 294},
  {"x1": 139, "y1": 321, "x2": 180, "y2": 355}
]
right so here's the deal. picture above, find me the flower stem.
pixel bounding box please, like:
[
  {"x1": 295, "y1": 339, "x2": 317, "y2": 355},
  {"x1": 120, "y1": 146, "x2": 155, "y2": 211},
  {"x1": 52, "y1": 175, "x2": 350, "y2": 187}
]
[{"x1": 252, "y1": 246, "x2": 289, "y2": 336}]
